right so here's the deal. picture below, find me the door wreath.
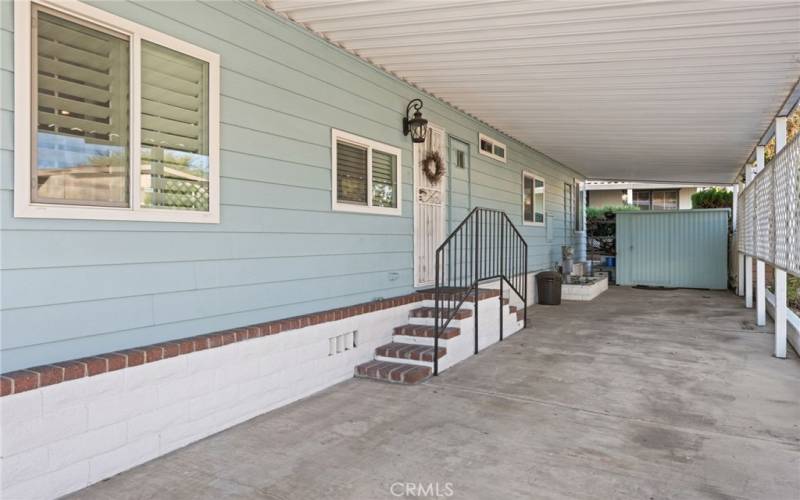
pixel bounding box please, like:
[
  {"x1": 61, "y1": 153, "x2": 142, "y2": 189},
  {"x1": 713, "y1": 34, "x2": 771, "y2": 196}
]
[{"x1": 421, "y1": 151, "x2": 445, "y2": 183}]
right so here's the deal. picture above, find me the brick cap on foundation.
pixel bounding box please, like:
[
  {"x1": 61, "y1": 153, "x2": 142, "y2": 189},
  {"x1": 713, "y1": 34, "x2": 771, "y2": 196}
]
[{"x1": 1, "y1": 288, "x2": 502, "y2": 397}]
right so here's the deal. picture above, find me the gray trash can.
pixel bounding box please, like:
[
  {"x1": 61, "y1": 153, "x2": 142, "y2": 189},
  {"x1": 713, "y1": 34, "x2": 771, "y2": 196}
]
[{"x1": 536, "y1": 271, "x2": 562, "y2": 305}]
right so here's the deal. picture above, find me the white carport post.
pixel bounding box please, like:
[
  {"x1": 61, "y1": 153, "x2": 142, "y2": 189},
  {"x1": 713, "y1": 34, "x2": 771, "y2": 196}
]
[
  {"x1": 755, "y1": 146, "x2": 766, "y2": 326},
  {"x1": 744, "y1": 162, "x2": 755, "y2": 308},
  {"x1": 774, "y1": 116, "x2": 788, "y2": 358}
]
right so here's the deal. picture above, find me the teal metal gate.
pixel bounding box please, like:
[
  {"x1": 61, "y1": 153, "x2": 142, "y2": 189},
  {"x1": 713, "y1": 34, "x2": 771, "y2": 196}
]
[{"x1": 616, "y1": 209, "x2": 729, "y2": 289}]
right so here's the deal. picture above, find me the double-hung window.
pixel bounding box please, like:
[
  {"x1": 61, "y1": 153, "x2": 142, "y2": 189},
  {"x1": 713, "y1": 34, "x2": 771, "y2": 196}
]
[
  {"x1": 331, "y1": 129, "x2": 402, "y2": 216},
  {"x1": 14, "y1": 0, "x2": 220, "y2": 222},
  {"x1": 522, "y1": 171, "x2": 545, "y2": 226}
]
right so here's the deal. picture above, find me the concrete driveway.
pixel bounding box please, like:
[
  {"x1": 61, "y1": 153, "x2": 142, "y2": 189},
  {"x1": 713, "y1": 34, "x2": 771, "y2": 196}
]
[{"x1": 70, "y1": 287, "x2": 800, "y2": 500}]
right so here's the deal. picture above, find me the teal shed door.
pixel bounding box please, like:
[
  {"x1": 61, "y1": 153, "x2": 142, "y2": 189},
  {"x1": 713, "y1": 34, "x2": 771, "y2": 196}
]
[{"x1": 616, "y1": 209, "x2": 729, "y2": 289}]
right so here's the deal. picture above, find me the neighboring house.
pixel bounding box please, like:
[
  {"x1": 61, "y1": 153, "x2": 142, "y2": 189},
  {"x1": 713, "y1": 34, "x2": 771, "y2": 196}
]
[
  {"x1": 0, "y1": 1, "x2": 587, "y2": 496},
  {"x1": 586, "y1": 181, "x2": 712, "y2": 210}
]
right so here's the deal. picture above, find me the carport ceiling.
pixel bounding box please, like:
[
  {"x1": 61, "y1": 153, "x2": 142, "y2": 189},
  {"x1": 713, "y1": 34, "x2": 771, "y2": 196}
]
[{"x1": 263, "y1": 0, "x2": 800, "y2": 183}]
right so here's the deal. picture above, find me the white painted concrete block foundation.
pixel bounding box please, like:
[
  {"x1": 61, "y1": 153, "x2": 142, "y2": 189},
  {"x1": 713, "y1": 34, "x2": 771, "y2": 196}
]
[{"x1": 0, "y1": 295, "x2": 521, "y2": 499}]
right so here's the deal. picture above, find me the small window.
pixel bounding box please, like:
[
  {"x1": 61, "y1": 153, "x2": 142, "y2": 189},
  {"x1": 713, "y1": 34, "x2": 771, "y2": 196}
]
[
  {"x1": 478, "y1": 133, "x2": 507, "y2": 163},
  {"x1": 15, "y1": 0, "x2": 220, "y2": 223},
  {"x1": 332, "y1": 130, "x2": 401, "y2": 216},
  {"x1": 456, "y1": 150, "x2": 466, "y2": 169},
  {"x1": 522, "y1": 171, "x2": 545, "y2": 226}
]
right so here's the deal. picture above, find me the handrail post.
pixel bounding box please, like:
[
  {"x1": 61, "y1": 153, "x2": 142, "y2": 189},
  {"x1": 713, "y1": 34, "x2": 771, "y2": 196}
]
[
  {"x1": 474, "y1": 210, "x2": 480, "y2": 355},
  {"x1": 434, "y1": 250, "x2": 440, "y2": 376},
  {"x1": 499, "y1": 215, "x2": 505, "y2": 341},
  {"x1": 523, "y1": 240, "x2": 528, "y2": 328}
]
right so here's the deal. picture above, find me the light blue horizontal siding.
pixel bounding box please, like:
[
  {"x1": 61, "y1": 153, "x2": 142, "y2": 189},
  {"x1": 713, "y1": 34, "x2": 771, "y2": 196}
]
[{"x1": 0, "y1": 0, "x2": 583, "y2": 370}]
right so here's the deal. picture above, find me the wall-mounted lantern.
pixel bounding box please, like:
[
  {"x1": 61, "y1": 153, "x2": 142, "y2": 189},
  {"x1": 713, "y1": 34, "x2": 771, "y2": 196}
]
[{"x1": 403, "y1": 98, "x2": 428, "y2": 143}]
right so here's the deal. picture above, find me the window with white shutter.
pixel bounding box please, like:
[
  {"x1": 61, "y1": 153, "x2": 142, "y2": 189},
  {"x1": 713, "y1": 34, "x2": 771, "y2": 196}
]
[
  {"x1": 33, "y1": 9, "x2": 130, "y2": 206},
  {"x1": 14, "y1": 0, "x2": 220, "y2": 223},
  {"x1": 371, "y1": 150, "x2": 396, "y2": 208},
  {"x1": 140, "y1": 41, "x2": 210, "y2": 212},
  {"x1": 336, "y1": 140, "x2": 368, "y2": 205},
  {"x1": 331, "y1": 130, "x2": 401, "y2": 215}
]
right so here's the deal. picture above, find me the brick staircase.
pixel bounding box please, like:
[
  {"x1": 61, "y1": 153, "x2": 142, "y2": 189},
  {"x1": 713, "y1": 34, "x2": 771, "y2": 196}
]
[{"x1": 355, "y1": 289, "x2": 522, "y2": 384}]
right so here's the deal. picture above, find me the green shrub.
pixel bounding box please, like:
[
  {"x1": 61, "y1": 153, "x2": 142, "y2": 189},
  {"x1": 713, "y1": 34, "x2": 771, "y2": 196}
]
[
  {"x1": 790, "y1": 276, "x2": 800, "y2": 313},
  {"x1": 586, "y1": 205, "x2": 639, "y2": 220},
  {"x1": 691, "y1": 187, "x2": 732, "y2": 209}
]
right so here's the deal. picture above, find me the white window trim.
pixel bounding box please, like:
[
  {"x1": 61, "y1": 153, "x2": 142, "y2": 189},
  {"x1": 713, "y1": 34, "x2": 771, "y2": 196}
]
[
  {"x1": 478, "y1": 133, "x2": 507, "y2": 164},
  {"x1": 331, "y1": 129, "x2": 402, "y2": 216},
  {"x1": 14, "y1": 0, "x2": 221, "y2": 223},
  {"x1": 522, "y1": 170, "x2": 545, "y2": 227}
]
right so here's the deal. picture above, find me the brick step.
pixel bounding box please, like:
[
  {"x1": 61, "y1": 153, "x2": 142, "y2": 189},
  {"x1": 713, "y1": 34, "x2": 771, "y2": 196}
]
[
  {"x1": 355, "y1": 360, "x2": 431, "y2": 384},
  {"x1": 393, "y1": 324, "x2": 460, "y2": 339},
  {"x1": 409, "y1": 307, "x2": 472, "y2": 319},
  {"x1": 375, "y1": 342, "x2": 446, "y2": 362},
  {"x1": 508, "y1": 305, "x2": 517, "y2": 313},
  {"x1": 517, "y1": 310, "x2": 524, "y2": 321}
]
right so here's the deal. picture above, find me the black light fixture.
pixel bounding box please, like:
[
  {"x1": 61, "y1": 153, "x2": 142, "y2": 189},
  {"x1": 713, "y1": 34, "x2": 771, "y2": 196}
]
[{"x1": 403, "y1": 98, "x2": 428, "y2": 143}]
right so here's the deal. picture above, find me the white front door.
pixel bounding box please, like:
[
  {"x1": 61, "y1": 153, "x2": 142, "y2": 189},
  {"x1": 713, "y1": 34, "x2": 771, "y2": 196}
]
[{"x1": 413, "y1": 123, "x2": 446, "y2": 287}]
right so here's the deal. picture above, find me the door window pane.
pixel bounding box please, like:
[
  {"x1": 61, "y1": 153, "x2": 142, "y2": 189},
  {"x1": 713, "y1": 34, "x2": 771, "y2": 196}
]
[
  {"x1": 33, "y1": 9, "x2": 130, "y2": 206},
  {"x1": 336, "y1": 141, "x2": 368, "y2": 205},
  {"x1": 140, "y1": 41, "x2": 210, "y2": 211}
]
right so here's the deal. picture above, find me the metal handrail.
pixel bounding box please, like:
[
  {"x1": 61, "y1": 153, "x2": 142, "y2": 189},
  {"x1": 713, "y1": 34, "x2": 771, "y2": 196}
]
[{"x1": 433, "y1": 207, "x2": 528, "y2": 375}]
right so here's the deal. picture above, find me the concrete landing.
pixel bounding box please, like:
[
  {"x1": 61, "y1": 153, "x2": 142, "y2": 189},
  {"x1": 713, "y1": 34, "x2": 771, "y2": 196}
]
[{"x1": 69, "y1": 287, "x2": 800, "y2": 500}]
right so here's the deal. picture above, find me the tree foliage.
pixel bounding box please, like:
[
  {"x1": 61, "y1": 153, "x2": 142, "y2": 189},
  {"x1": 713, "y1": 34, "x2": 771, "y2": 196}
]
[
  {"x1": 764, "y1": 106, "x2": 800, "y2": 162},
  {"x1": 586, "y1": 205, "x2": 639, "y2": 256},
  {"x1": 586, "y1": 204, "x2": 640, "y2": 220},
  {"x1": 691, "y1": 187, "x2": 732, "y2": 209}
]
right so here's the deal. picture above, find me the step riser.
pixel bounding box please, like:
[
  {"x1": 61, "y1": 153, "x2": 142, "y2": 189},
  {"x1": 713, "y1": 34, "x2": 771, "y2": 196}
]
[
  {"x1": 417, "y1": 299, "x2": 522, "y2": 310},
  {"x1": 391, "y1": 335, "x2": 452, "y2": 347},
  {"x1": 407, "y1": 317, "x2": 467, "y2": 327},
  {"x1": 374, "y1": 355, "x2": 434, "y2": 368},
  {"x1": 418, "y1": 300, "x2": 476, "y2": 310},
  {"x1": 410, "y1": 306, "x2": 517, "y2": 325}
]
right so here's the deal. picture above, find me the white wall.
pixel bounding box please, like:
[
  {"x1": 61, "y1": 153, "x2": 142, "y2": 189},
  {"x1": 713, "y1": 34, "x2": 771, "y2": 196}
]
[{"x1": 0, "y1": 294, "x2": 519, "y2": 499}]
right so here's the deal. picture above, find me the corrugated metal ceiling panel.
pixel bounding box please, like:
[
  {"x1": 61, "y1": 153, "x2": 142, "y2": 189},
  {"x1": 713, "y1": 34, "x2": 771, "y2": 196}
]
[{"x1": 263, "y1": 0, "x2": 800, "y2": 183}]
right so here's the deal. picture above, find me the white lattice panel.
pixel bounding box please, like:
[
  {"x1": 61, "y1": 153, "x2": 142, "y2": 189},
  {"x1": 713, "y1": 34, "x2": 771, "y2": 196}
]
[
  {"x1": 755, "y1": 166, "x2": 774, "y2": 263},
  {"x1": 743, "y1": 184, "x2": 755, "y2": 256},
  {"x1": 738, "y1": 136, "x2": 799, "y2": 276},
  {"x1": 736, "y1": 191, "x2": 747, "y2": 253},
  {"x1": 774, "y1": 136, "x2": 800, "y2": 275}
]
